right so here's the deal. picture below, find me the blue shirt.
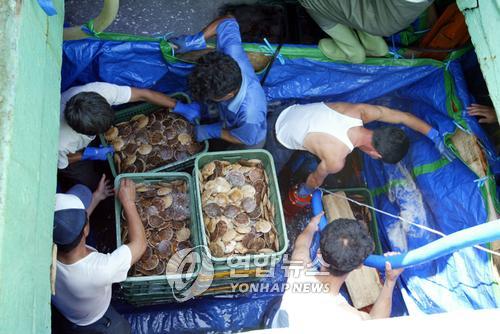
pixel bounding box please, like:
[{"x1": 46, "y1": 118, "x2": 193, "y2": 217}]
[{"x1": 201, "y1": 19, "x2": 268, "y2": 145}]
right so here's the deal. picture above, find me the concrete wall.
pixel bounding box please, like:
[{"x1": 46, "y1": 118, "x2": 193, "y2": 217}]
[
  {"x1": 458, "y1": 0, "x2": 500, "y2": 121},
  {"x1": 0, "y1": 1, "x2": 63, "y2": 333}
]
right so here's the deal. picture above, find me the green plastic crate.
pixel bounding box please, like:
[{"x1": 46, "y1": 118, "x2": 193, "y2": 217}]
[
  {"x1": 101, "y1": 94, "x2": 208, "y2": 177},
  {"x1": 114, "y1": 172, "x2": 202, "y2": 302},
  {"x1": 193, "y1": 149, "x2": 289, "y2": 272},
  {"x1": 322, "y1": 187, "x2": 383, "y2": 255}
]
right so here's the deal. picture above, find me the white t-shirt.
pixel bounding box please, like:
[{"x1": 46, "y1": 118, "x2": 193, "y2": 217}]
[
  {"x1": 58, "y1": 82, "x2": 132, "y2": 169},
  {"x1": 52, "y1": 245, "x2": 132, "y2": 326},
  {"x1": 272, "y1": 272, "x2": 367, "y2": 329}
]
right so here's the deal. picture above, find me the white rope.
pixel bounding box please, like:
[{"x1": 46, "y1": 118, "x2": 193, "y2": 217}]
[{"x1": 319, "y1": 188, "x2": 500, "y2": 258}]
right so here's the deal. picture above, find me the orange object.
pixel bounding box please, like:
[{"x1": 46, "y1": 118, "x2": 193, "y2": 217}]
[
  {"x1": 419, "y1": 3, "x2": 470, "y2": 60},
  {"x1": 283, "y1": 185, "x2": 312, "y2": 217}
]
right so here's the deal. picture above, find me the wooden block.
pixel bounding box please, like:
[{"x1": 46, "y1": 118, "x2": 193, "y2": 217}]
[
  {"x1": 322, "y1": 192, "x2": 355, "y2": 220},
  {"x1": 345, "y1": 266, "x2": 383, "y2": 309},
  {"x1": 322, "y1": 192, "x2": 382, "y2": 309}
]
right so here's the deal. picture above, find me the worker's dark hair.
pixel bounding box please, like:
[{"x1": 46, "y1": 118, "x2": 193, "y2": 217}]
[
  {"x1": 65, "y1": 92, "x2": 114, "y2": 135},
  {"x1": 57, "y1": 222, "x2": 88, "y2": 254},
  {"x1": 372, "y1": 126, "x2": 409, "y2": 164},
  {"x1": 320, "y1": 219, "x2": 374, "y2": 276},
  {"x1": 188, "y1": 51, "x2": 242, "y2": 102}
]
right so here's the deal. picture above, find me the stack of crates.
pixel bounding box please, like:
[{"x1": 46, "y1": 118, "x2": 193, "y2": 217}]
[{"x1": 108, "y1": 99, "x2": 289, "y2": 306}]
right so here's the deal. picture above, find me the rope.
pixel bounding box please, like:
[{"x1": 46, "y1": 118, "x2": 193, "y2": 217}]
[{"x1": 319, "y1": 187, "x2": 500, "y2": 258}]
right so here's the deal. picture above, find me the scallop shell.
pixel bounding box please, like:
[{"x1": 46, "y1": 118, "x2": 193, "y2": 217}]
[
  {"x1": 149, "y1": 131, "x2": 164, "y2": 145},
  {"x1": 165, "y1": 127, "x2": 177, "y2": 141},
  {"x1": 228, "y1": 188, "x2": 243, "y2": 203},
  {"x1": 123, "y1": 154, "x2": 137, "y2": 166},
  {"x1": 225, "y1": 170, "x2": 246, "y2": 187},
  {"x1": 235, "y1": 224, "x2": 252, "y2": 234},
  {"x1": 241, "y1": 184, "x2": 256, "y2": 198},
  {"x1": 209, "y1": 240, "x2": 225, "y2": 258},
  {"x1": 157, "y1": 240, "x2": 172, "y2": 259},
  {"x1": 214, "y1": 193, "x2": 230, "y2": 207},
  {"x1": 242, "y1": 197, "x2": 257, "y2": 213},
  {"x1": 234, "y1": 212, "x2": 250, "y2": 227},
  {"x1": 222, "y1": 228, "x2": 237, "y2": 243},
  {"x1": 112, "y1": 138, "x2": 125, "y2": 151},
  {"x1": 161, "y1": 195, "x2": 173, "y2": 209},
  {"x1": 134, "y1": 115, "x2": 149, "y2": 129},
  {"x1": 158, "y1": 226, "x2": 174, "y2": 241},
  {"x1": 176, "y1": 227, "x2": 191, "y2": 242},
  {"x1": 104, "y1": 126, "x2": 119, "y2": 141},
  {"x1": 213, "y1": 177, "x2": 232, "y2": 193},
  {"x1": 157, "y1": 186, "x2": 172, "y2": 196},
  {"x1": 223, "y1": 205, "x2": 240, "y2": 219},
  {"x1": 255, "y1": 219, "x2": 272, "y2": 233},
  {"x1": 178, "y1": 133, "x2": 192, "y2": 145},
  {"x1": 141, "y1": 254, "x2": 159, "y2": 271},
  {"x1": 203, "y1": 202, "x2": 222, "y2": 218},
  {"x1": 148, "y1": 215, "x2": 164, "y2": 229},
  {"x1": 201, "y1": 162, "x2": 216, "y2": 179},
  {"x1": 138, "y1": 144, "x2": 153, "y2": 155}
]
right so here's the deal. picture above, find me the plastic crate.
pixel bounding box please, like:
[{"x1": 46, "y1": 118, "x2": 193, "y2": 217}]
[
  {"x1": 193, "y1": 149, "x2": 289, "y2": 272},
  {"x1": 114, "y1": 172, "x2": 202, "y2": 302},
  {"x1": 100, "y1": 94, "x2": 208, "y2": 177},
  {"x1": 322, "y1": 187, "x2": 383, "y2": 255}
]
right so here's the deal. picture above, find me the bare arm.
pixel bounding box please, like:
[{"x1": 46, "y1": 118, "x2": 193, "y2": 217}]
[
  {"x1": 358, "y1": 104, "x2": 432, "y2": 136},
  {"x1": 305, "y1": 159, "x2": 344, "y2": 189},
  {"x1": 130, "y1": 88, "x2": 177, "y2": 109},
  {"x1": 118, "y1": 179, "x2": 147, "y2": 264},
  {"x1": 291, "y1": 212, "x2": 323, "y2": 264},
  {"x1": 202, "y1": 15, "x2": 234, "y2": 40},
  {"x1": 369, "y1": 256, "x2": 404, "y2": 319},
  {"x1": 86, "y1": 174, "x2": 113, "y2": 216},
  {"x1": 67, "y1": 152, "x2": 82, "y2": 165}
]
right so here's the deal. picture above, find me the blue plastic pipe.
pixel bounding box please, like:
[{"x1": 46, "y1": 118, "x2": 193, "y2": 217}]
[
  {"x1": 309, "y1": 190, "x2": 328, "y2": 260},
  {"x1": 310, "y1": 189, "x2": 500, "y2": 270}
]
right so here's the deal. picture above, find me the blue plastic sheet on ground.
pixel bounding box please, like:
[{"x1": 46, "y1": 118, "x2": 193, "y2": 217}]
[{"x1": 62, "y1": 39, "x2": 499, "y2": 331}]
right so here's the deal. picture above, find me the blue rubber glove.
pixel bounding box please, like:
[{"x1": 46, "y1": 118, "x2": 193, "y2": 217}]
[
  {"x1": 195, "y1": 123, "x2": 222, "y2": 142},
  {"x1": 172, "y1": 102, "x2": 201, "y2": 124},
  {"x1": 297, "y1": 183, "x2": 315, "y2": 197},
  {"x1": 427, "y1": 128, "x2": 455, "y2": 161},
  {"x1": 82, "y1": 146, "x2": 114, "y2": 161},
  {"x1": 170, "y1": 32, "x2": 206, "y2": 54}
]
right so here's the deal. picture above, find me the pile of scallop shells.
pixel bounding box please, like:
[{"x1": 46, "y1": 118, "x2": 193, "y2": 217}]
[
  {"x1": 121, "y1": 180, "x2": 193, "y2": 276},
  {"x1": 199, "y1": 159, "x2": 279, "y2": 258},
  {"x1": 104, "y1": 109, "x2": 203, "y2": 173}
]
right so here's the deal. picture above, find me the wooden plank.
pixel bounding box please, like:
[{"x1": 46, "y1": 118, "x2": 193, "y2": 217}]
[{"x1": 322, "y1": 193, "x2": 383, "y2": 309}]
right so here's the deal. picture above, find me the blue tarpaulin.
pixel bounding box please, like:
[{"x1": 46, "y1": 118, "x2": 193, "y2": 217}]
[{"x1": 62, "y1": 39, "x2": 499, "y2": 332}]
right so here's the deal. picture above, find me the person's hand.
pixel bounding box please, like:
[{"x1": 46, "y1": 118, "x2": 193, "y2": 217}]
[
  {"x1": 93, "y1": 174, "x2": 114, "y2": 202},
  {"x1": 307, "y1": 211, "x2": 324, "y2": 232},
  {"x1": 195, "y1": 123, "x2": 223, "y2": 142},
  {"x1": 82, "y1": 145, "x2": 114, "y2": 161},
  {"x1": 118, "y1": 179, "x2": 136, "y2": 206},
  {"x1": 170, "y1": 32, "x2": 206, "y2": 54},
  {"x1": 426, "y1": 128, "x2": 455, "y2": 161},
  {"x1": 384, "y1": 252, "x2": 404, "y2": 284},
  {"x1": 172, "y1": 101, "x2": 201, "y2": 124},
  {"x1": 467, "y1": 104, "x2": 497, "y2": 124}
]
